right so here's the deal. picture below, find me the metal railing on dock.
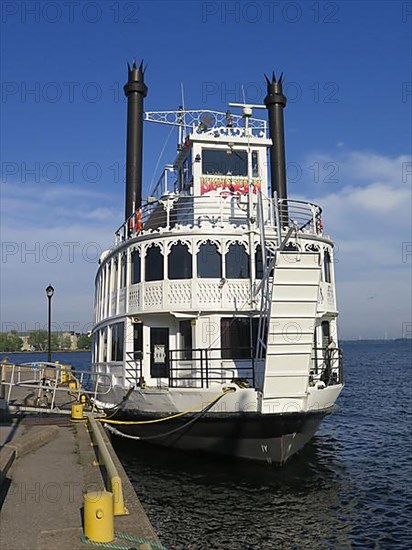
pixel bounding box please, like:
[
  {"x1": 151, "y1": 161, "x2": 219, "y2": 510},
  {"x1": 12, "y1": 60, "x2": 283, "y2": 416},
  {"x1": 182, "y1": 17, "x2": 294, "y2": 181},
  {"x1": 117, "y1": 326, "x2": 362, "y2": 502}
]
[{"x1": 0, "y1": 361, "x2": 113, "y2": 414}]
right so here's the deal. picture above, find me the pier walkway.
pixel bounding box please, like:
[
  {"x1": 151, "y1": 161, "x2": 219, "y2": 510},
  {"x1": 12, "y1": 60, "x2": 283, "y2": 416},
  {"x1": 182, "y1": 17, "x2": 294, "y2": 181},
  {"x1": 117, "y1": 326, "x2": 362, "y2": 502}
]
[{"x1": 0, "y1": 361, "x2": 163, "y2": 550}]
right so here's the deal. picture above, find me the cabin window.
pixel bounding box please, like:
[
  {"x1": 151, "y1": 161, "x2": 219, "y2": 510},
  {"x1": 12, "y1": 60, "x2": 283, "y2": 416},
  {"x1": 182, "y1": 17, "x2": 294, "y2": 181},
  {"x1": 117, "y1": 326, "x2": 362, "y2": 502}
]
[
  {"x1": 111, "y1": 322, "x2": 124, "y2": 362},
  {"x1": 202, "y1": 148, "x2": 247, "y2": 177},
  {"x1": 252, "y1": 151, "x2": 259, "y2": 177},
  {"x1": 179, "y1": 320, "x2": 193, "y2": 360},
  {"x1": 324, "y1": 250, "x2": 332, "y2": 283},
  {"x1": 197, "y1": 241, "x2": 222, "y2": 278},
  {"x1": 131, "y1": 250, "x2": 141, "y2": 284},
  {"x1": 120, "y1": 255, "x2": 127, "y2": 288},
  {"x1": 111, "y1": 261, "x2": 117, "y2": 290},
  {"x1": 255, "y1": 245, "x2": 263, "y2": 279},
  {"x1": 145, "y1": 245, "x2": 164, "y2": 282},
  {"x1": 93, "y1": 331, "x2": 99, "y2": 362},
  {"x1": 101, "y1": 327, "x2": 107, "y2": 362},
  {"x1": 168, "y1": 243, "x2": 192, "y2": 280},
  {"x1": 133, "y1": 322, "x2": 143, "y2": 355},
  {"x1": 226, "y1": 243, "x2": 249, "y2": 279},
  {"x1": 220, "y1": 318, "x2": 259, "y2": 359}
]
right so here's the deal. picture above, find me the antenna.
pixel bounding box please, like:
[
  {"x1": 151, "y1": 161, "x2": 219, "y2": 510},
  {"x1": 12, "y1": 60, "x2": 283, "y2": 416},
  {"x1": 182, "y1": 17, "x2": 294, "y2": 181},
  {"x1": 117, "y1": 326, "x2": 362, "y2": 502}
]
[
  {"x1": 241, "y1": 84, "x2": 246, "y2": 105},
  {"x1": 180, "y1": 82, "x2": 186, "y2": 145}
]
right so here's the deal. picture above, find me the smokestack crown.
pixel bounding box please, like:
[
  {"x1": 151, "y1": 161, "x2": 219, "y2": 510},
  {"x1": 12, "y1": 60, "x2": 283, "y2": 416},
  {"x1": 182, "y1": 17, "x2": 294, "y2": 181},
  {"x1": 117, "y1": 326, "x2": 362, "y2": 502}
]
[
  {"x1": 264, "y1": 72, "x2": 286, "y2": 107},
  {"x1": 124, "y1": 60, "x2": 148, "y2": 97}
]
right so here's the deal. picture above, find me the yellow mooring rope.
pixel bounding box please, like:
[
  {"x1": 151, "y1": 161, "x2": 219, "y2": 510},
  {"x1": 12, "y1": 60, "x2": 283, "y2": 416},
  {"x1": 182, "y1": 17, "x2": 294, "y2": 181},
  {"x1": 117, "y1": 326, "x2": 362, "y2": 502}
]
[{"x1": 97, "y1": 388, "x2": 235, "y2": 425}]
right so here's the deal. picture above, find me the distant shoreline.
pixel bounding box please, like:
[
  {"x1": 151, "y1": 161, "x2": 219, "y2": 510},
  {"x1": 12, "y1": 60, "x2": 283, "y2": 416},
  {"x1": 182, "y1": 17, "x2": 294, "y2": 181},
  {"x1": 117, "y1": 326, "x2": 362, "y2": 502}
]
[{"x1": 0, "y1": 350, "x2": 91, "y2": 354}]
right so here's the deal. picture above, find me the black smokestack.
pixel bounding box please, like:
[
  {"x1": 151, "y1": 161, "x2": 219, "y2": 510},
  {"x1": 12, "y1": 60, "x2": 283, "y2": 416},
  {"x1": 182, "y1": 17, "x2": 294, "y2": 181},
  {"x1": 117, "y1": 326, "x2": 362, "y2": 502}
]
[
  {"x1": 264, "y1": 72, "x2": 288, "y2": 208},
  {"x1": 124, "y1": 60, "x2": 148, "y2": 220}
]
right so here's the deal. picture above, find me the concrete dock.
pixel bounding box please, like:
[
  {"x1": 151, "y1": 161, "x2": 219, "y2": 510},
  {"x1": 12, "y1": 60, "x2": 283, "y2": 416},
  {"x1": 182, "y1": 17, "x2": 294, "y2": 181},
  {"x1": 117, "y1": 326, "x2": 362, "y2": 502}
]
[{"x1": 0, "y1": 410, "x2": 163, "y2": 549}]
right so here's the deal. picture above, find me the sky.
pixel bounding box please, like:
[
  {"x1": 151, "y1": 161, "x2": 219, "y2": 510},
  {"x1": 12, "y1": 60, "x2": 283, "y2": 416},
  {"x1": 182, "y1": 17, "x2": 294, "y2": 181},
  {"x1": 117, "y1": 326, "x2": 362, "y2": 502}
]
[{"x1": 1, "y1": 0, "x2": 411, "y2": 340}]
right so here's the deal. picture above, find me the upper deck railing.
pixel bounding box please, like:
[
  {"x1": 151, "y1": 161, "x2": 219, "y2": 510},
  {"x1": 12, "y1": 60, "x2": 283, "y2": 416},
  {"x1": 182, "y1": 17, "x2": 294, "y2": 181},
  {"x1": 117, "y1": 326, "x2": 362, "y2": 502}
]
[
  {"x1": 145, "y1": 109, "x2": 267, "y2": 132},
  {"x1": 114, "y1": 192, "x2": 323, "y2": 246}
]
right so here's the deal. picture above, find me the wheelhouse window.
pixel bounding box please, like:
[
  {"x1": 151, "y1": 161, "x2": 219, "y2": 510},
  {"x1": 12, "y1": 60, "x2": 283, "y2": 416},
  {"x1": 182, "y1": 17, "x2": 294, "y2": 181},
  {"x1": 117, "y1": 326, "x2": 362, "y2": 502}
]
[
  {"x1": 179, "y1": 320, "x2": 193, "y2": 360},
  {"x1": 180, "y1": 153, "x2": 193, "y2": 192},
  {"x1": 197, "y1": 241, "x2": 222, "y2": 278},
  {"x1": 111, "y1": 322, "x2": 124, "y2": 362},
  {"x1": 202, "y1": 149, "x2": 247, "y2": 176},
  {"x1": 220, "y1": 318, "x2": 259, "y2": 359},
  {"x1": 131, "y1": 250, "x2": 141, "y2": 284},
  {"x1": 323, "y1": 250, "x2": 332, "y2": 283},
  {"x1": 168, "y1": 243, "x2": 192, "y2": 280},
  {"x1": 226, "y1": 243, "x2": 249, "y2": 279},
  {"x1": 145, "y1": 245, "x2": 164, "y2": 282}
]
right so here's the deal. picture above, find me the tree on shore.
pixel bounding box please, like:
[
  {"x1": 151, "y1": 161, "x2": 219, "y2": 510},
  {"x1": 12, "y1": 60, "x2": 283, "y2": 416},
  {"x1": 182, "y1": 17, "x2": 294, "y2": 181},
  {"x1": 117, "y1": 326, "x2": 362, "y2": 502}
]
[
  {"x1": 77, "y1": 333, "x2": 92, "y2": 350},
  {"x1": 59, "y1": 334, "x2": 72, "y2": 350},
  {"x1": 28, "y1": 330, "x2": 59, "y2": 351},
  {"x1": 0, "y1": 331, "x2": 23, "y2": 352}
]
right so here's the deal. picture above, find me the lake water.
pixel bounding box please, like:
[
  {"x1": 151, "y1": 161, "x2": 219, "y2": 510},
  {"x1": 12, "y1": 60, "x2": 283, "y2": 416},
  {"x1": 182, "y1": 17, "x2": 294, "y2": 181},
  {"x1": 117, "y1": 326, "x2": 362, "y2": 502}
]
[{"x1": 3, "y1": 342, "x2": 411, "y2": 549}]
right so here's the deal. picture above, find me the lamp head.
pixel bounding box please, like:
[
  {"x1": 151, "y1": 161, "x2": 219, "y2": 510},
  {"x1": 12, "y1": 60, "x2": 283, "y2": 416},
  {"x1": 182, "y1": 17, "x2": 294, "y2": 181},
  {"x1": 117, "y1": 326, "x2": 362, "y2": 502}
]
[{"x1": 46, "y1": 284, "x2": 54, "y2": 298}]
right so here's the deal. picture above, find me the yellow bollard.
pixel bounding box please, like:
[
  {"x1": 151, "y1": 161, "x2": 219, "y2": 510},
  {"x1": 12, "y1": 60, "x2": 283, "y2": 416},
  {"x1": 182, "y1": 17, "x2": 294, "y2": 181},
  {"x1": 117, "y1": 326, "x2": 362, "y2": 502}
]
[
  {"x1": 69, "y1": 378, "x2": 78, "y2": 390},
  {"x1": 71, "y1": 403, "x2": 84, "y2": 420},
  {"x1": 84, "y1": 490, "x2": 114, "y2": 543},
  {"x1": 61, "y1": 364, "x2": 68, "y2": 384}
]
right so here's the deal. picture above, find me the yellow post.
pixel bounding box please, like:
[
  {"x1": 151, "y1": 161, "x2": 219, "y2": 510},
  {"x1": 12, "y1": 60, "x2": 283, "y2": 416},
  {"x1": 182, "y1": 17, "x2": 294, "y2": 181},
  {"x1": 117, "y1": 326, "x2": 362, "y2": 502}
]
[
  {"x1": 61, "y1": 364, "x2": 68, "y2": 384},
  {"x1": 69, "y1": 378, "x2": 78, "y2": 390},
  {"x1": 84, "y1": 490, "x2": 114, "y2": 543},
  {"x1": 71, "y1": 403, "x2": 84, "y2": 420},
  {"x1": 111, "y1": 475, "x2": 127, "y2": 516}
]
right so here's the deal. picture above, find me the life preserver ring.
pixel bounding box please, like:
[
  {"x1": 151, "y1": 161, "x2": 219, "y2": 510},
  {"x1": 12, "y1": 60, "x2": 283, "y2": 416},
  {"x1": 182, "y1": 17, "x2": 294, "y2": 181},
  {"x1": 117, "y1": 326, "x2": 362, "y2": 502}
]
[
  {"x1": 316, "y1": 218, "x2": 323, "y2": 234},
  {"x1": 135, "y1": 208, "x2": 142, "y2": 233},
  {"x1": 128, "y1": 216, "x2": 135, "y2": 232}
]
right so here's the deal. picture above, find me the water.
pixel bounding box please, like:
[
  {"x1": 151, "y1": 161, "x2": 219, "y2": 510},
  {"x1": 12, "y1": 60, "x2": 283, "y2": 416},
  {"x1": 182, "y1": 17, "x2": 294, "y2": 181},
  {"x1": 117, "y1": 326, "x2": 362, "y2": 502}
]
[
  {"x1": 115, "y1": 341, "x2": 412, "y2": 549},
  {"x1": 3, "y1": 343, "x2": 411, "y2": 548},
  {"x1": 0, "y1": 351, "x2": 91, "y2": 372}
]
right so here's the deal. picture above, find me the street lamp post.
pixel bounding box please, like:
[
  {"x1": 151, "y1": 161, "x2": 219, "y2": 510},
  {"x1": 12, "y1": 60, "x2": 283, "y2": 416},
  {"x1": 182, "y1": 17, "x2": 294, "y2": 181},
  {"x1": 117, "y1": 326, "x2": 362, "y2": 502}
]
[{"x1": 45, "y1": 284, "x2": 54, "y2": 363}]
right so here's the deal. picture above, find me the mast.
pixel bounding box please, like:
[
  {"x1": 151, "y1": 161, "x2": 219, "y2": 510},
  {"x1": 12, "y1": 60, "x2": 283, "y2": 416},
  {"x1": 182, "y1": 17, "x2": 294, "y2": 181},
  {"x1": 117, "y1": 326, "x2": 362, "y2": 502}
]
[
  {"x1": 124, "y1": 60, "x2": 148, "y2": 220},
  {"x1": 264, "y1": 72, "x2": 288, "y2": 226}
]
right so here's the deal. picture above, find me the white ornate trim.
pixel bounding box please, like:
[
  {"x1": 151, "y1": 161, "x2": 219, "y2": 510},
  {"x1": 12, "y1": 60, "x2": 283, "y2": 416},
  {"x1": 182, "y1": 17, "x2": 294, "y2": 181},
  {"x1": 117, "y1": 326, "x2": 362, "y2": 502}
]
[
  {"x1": 143, "y1": 240, "x2": 164, "y2": 255},
  {"x1": 194, "y1": 238, "x2": 223, "y2": 254},
  {"x1": 165, "y1": 238, "x2": 193, "y2": 254},
  {"x1": 223, "y1": 239, "x2": 249, "y2": 254}
]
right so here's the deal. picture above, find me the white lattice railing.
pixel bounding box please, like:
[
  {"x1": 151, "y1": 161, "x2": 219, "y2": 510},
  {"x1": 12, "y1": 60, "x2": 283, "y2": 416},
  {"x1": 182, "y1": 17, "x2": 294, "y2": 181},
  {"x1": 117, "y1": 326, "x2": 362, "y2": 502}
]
[{"x1": 126, "y1": 279, "x2": 252, "y2": 313}]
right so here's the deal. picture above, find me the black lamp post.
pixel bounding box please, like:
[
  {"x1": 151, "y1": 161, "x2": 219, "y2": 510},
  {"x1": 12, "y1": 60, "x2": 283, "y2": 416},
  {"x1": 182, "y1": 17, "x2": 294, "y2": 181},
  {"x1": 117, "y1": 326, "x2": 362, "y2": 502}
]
[{"x1": 45, "y1": 284, "x2": 54, "y2": 362}]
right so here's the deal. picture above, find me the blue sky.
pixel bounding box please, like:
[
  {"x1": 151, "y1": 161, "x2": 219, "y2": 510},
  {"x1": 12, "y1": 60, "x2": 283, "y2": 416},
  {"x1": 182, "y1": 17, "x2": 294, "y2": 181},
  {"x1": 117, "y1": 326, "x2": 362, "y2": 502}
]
[{"x1": 1, "y1": 0, "x2": 411, "y2": 339}]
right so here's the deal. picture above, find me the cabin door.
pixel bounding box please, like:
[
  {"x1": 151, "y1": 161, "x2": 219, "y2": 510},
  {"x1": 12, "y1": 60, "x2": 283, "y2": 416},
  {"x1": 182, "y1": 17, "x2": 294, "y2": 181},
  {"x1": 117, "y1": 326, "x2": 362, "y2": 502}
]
[
  {"x1": 321, "y1": 321, "x2": 330, "y2": 349},
  {"x1": 150, "y1": 327, "x2": 169, "y2": 378}
]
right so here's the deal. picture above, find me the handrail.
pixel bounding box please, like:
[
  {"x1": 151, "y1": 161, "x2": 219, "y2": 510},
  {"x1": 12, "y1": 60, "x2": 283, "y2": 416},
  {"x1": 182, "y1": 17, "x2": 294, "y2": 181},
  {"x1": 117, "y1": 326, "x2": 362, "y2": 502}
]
[
  {"x1": 87, "y1": 413, "x2": 128, "y2": 516},
  {"x1": 0, "y1": 362, "x2": 114, "y2": 412},
  {"x1": 112, "y1": 195, "x2": 324, "y2": 247},
  {"x1": 169, "y1": 347, "x2": 255, "y2": 389}
]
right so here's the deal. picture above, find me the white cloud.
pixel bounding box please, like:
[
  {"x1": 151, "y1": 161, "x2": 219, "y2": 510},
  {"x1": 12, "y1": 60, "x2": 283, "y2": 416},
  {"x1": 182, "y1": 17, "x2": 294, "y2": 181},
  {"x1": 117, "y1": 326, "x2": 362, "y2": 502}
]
[
  {"x1": 301, "y1": 150, "x2": 412, "y2": 339},
  {"x1": 1, "y1": 180, "x2": 121, "y2": 330}
]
